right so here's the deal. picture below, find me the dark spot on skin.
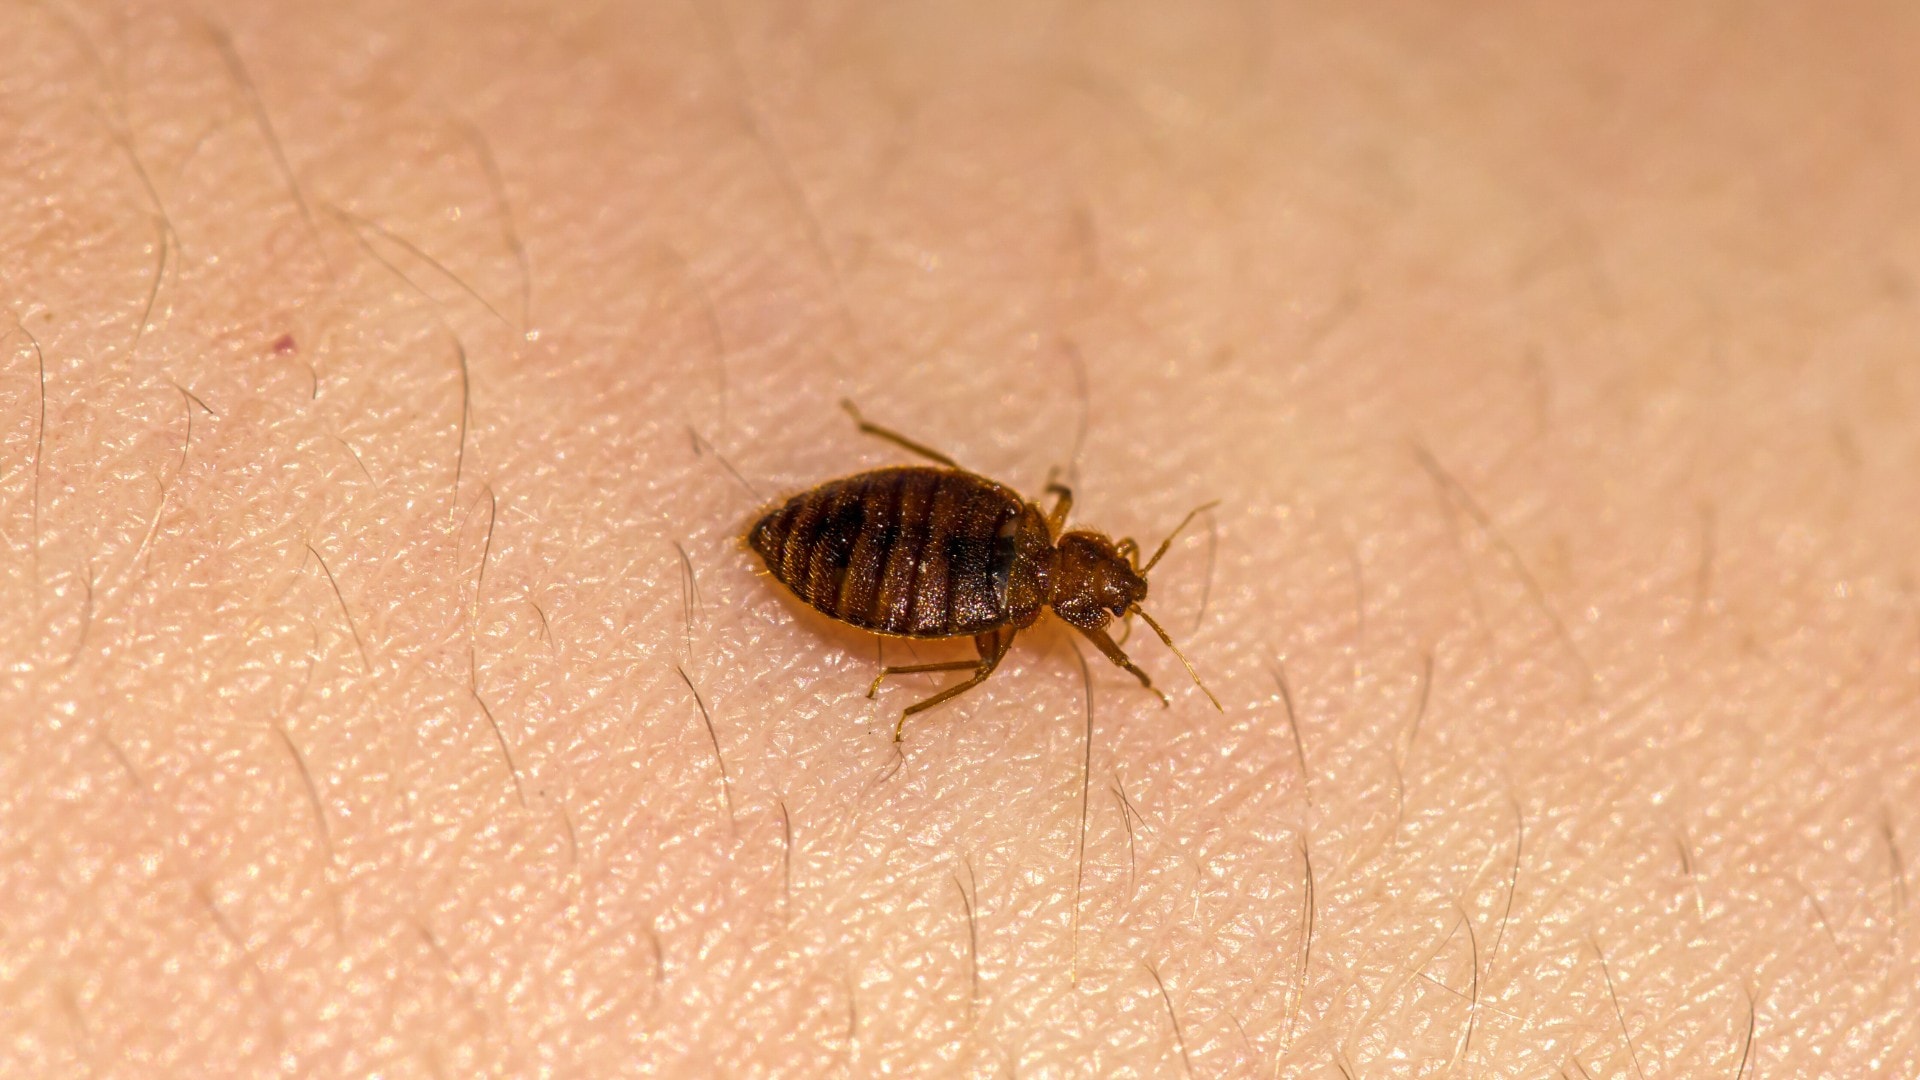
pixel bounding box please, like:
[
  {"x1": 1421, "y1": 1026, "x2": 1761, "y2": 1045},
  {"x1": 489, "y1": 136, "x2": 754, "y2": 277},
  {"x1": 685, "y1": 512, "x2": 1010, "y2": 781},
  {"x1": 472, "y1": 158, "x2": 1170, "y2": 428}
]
[{"x1": 272, "y1": 333, "x2": 298, "y2": 354}]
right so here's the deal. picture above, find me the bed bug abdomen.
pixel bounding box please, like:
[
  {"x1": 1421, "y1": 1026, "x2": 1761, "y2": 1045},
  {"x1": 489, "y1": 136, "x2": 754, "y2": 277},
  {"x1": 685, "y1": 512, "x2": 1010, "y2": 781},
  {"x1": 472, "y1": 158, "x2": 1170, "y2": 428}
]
[{"x1": 749, "y1": 466, "x2": 1052, "y2": 638}]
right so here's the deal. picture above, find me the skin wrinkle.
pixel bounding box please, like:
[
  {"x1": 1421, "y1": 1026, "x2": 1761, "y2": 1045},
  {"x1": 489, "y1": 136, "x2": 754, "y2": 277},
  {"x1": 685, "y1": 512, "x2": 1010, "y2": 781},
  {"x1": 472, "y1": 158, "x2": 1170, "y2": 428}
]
[{"x1": 2, "y1": 1, "x2": 1918, "y2": 1077}]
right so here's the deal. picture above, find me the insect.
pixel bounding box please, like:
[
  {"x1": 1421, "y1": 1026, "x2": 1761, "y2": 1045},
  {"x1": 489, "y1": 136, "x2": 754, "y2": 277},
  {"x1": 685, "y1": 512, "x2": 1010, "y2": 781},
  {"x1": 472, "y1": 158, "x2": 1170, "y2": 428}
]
[{"x1": 747, "y1": 400, "x2": 1222, "y2": 741}]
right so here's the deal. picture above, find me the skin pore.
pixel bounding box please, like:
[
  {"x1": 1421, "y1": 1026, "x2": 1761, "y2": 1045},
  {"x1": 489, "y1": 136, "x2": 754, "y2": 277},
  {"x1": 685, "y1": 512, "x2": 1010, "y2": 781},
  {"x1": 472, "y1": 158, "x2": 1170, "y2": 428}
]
[{"x1": 4, "y1": 0, "x2": 1918, "y2": 1075}]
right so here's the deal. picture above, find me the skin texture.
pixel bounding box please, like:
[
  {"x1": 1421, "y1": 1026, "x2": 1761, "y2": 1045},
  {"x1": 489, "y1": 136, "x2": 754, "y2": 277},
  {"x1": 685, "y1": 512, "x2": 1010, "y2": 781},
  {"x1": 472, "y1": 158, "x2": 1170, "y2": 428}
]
[{"x1": 3, "y1": 1, "x2": 1918, "y2": 1076}]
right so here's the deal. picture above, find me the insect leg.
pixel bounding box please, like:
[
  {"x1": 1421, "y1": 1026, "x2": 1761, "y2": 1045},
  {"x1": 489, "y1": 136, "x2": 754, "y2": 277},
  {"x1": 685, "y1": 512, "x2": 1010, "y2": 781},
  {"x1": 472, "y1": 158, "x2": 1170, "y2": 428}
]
[
  {"x1": 1044, "y1": 481, "x2": 1074, "y2": 534},
  {"x1": 867, "y1": 658, "x2": 979, "y2": 698},
  {"x1": 1071, "y1": 624, "x2": 1170, "y2": 708},
  {"x1": 891, "y1": 628, "x2": 1015, "y2": 741},
  {"x1": 840, "y1": 399, "x2": 963, "y2": 470}
]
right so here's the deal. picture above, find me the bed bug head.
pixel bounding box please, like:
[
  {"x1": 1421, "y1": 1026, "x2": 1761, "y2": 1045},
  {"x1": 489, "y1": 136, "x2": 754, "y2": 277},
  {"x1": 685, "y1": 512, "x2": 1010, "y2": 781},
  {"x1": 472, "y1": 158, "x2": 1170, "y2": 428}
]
[
  {"x1": 1050, "y1": 531, "x2": 1148, "y2": 630},
  {"x1": 1048, "y1": 502, "x2": 1223, "y2": 710}
]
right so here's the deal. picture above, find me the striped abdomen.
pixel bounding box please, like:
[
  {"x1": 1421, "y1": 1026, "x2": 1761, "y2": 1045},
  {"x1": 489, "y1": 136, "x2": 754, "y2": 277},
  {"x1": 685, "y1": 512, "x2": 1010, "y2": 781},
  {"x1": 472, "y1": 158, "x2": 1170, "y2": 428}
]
[{"x1": 748, "y1": 466, "x2": 1052, "y2": 638}]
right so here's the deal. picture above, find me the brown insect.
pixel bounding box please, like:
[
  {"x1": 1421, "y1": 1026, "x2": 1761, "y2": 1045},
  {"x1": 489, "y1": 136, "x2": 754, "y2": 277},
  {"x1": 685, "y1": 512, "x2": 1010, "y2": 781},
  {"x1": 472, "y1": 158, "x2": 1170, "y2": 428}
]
[{"x1": 747, "y1": 401, "x2": 1222, "y2": 740}]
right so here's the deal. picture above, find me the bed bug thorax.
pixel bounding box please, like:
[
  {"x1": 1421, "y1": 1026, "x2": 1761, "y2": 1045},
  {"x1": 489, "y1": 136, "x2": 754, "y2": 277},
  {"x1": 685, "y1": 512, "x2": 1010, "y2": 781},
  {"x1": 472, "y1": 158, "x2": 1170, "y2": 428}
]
[{"x1": 747, "y1": 400, "x2": 1221, "y2": 740}]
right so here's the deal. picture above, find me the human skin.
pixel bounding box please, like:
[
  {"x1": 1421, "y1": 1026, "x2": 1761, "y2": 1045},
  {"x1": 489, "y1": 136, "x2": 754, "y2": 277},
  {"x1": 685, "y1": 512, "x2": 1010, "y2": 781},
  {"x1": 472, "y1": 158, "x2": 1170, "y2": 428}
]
[{"x1": 4, "y1": 0, "x2": 1918, "y2": 1076}]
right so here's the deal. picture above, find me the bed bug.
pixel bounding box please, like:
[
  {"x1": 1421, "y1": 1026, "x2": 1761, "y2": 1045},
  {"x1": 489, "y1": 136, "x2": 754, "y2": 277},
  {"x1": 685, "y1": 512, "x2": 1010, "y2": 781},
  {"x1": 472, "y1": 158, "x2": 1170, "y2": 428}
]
[{"x1": 747, "y1": 401, "x2": 1221, "y2": 741}]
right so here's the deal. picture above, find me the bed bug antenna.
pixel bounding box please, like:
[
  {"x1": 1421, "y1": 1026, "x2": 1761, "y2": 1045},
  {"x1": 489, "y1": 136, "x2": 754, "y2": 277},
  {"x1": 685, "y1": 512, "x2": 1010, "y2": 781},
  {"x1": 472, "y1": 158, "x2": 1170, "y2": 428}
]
[
  {"x1": 1139, "y1": 501, "x2": 1220, "y2": 573},
  {"x1": 1133, "y1": 606, "x2": 1223, "y2": 711}
]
